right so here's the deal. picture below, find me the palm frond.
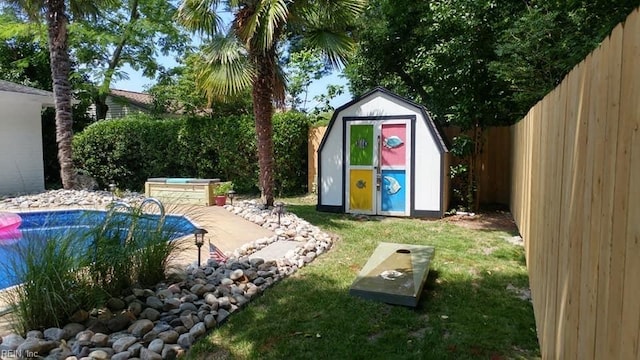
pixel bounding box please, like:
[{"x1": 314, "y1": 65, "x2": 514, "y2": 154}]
[
  {"x1": 236, "y1": 0, "x2": 288, "y2": 51},
  {"x1": 286, "y1": 0, "x2": 365, "y2": 67},
  {"x1": 290, "y1": 0, "x2": 366, "y2": 29},
  {"x1": 305, "y1": 29, "x2": 356, "y2": 68},
  {"x1": 195, "y1": 33, "x2": 255, "y2": 102},
  {"x1": 177, "y1": 0, "x2": 223, "y2": 36},
  {"x1": 68, "y1": 0, "x2": 118, "y2": 20}
]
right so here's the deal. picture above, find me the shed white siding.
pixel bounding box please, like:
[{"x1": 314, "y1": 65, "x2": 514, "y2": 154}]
[
  {"x1": 0, "y1": 92, "x2": 47, "y2": 195},
  {"x1": 319, "y1": 124, "x2": 343, "y2": 206},
  {"x1": 413, "y1": 122, "x2": 442, "y2": 211}
]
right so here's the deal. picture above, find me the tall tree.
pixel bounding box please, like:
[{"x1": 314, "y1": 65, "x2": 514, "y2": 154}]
[
  {"x1": 177, "y1": 0, "x2": 365, "y2": 206},
  {"x1": 286, "y1": 48, "x2": 329, "y2": 111},
  {"x1": 5, "y1": 0, "x2": 111, "y2": 189},
  {"x1": 148, "y1": 52, "x2": 253, "y2": 117},
  {"x1": 72, "y1": 0, "x2": 190, "y2": 119}
]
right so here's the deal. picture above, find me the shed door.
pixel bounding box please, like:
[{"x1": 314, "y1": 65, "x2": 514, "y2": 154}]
[{"x1": 346, "y1": 120, "x2": 410, "y2": 216}]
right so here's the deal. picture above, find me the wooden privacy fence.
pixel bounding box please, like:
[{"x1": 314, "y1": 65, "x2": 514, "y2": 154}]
[
  {"x1": 308, "y1": 126, "x2": 326, "y2": 193},
  {"x1": 510, "y1": 8, "x2": 640, "y2": 359}
]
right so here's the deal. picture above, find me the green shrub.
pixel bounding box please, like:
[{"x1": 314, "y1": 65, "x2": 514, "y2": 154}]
[
  {"x1": 73, "y1": 114, "x2": 185, "y2": 191},
  {"x1": 273, "y1": 112, "x2": 312, "y2": 196},
  {"x1": 73, "y1": 111, "x2": 312, "y2": 196}
]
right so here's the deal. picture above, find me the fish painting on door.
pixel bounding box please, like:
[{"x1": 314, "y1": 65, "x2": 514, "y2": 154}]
[{"x1": 379, "y1": 123, "x2": 407, "y2": 213}]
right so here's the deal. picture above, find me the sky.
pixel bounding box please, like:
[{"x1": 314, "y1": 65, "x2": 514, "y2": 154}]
[
  {"x1": 112, "y1": 58, "x2": 354, "y2": 111},
  {"x1": 110, "y1": 7, "x2": 354, "y2": 110}
]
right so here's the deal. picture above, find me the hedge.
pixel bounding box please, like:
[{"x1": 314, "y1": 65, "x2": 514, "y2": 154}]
[{"x1": 72, "y1": 112, "x2": 311, "y2": 195}]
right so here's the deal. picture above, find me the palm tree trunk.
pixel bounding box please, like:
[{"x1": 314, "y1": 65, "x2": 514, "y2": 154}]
[
  {"x1": 252, "y1": 49, "x2": 276, "y2": 207},
  {"x1": 46, "y1": 0, "x2": 75, "y2": 189}
]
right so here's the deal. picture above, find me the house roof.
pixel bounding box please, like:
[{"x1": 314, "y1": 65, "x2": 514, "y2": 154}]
[
  {"x1": 0, "y1": 80, "x2": 53, "y2": 98},
  {"x1": 110, "y1": 89, "x2": 153, "y2": 110}
]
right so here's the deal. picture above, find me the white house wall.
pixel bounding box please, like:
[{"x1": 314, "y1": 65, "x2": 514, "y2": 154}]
[
  {"x1": 320, "y1": 122, "x2": 343, "y2": 206},
  {"x1": 0, "y1": 92, "x2": 45, "y2": 195}
]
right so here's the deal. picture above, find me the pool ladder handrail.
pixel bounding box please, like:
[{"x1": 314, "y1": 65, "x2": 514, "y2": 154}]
[
  {"x1": 140, "y1": 197, "x2": 166, "y2": 226},
  {"x1": 102, "y1": 198, "x2": 166, "y2": 241},
  {"x1": 101, "y1": 201, "x2": 133, "y2": 241}
]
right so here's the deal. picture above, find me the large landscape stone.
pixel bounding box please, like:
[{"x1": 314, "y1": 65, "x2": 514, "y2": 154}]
[
  {"x1": 177, "y1": 333, "x2": 194, "y2": 348},
  {"x1": 145, "y1": 296, "x2": 163, "y2": 310},
  {"x1": 140, "y1": 347, "x2": 162, "y2": 360},
  {"x1": 16, "y1": 338, "x2": 57, "y2": 355},
  {"x1": 112, "y1": 336, "x2": 137, "y2": 353},
  {"x1": 189, "y1": 322, "x2": 206, "y2": 338},
  {"x1": 108, "y1": 313, "x2": 133, "y2": 332},
  {"x1": 157, "y1": 330, "x2": 179, "y2": 344},
  {"x1": 43, "y1": 327, "x2": 67, "y2": 341},
  {"x1": 128, "y1": 319, "x2": 154, "y2": 337},
  {"x1": 148, "y1": 338, "x2": 164, "y2": 354},
  {"x1": 111, "y1": 350, "x2": 132, "y2": 360},
  {"x1": 63, "y1": 323, "x2": 85, "y2": 339}
]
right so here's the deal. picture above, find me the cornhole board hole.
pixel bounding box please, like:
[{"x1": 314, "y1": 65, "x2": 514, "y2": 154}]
[{"x1": 350, "y1": 242, "x2": 435, "y2": 307}]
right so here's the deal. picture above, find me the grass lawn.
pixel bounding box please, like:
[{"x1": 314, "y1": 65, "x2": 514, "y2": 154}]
[{"x1": 186, "y1": 196, "x2": 540, "y2": 359}]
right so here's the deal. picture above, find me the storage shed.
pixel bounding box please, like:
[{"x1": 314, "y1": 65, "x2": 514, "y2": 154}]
[
  {"x1": 0, "y1": 80, "x2": 53, "y2": 195},
  {"x1": 317, "y1": 87, "x2": 450, "y2": 218}
]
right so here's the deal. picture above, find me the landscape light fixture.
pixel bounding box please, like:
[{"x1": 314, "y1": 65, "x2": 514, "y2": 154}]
[
  {"x1": 274, "y1": 201, "x2": 285, "y2": 226},
  {"x1": 109, "y1": 182, "x2": 117, "y2": 198},
  {"x1": 228, "y1": 189, "x2": 236, "y2": 205},
  {"x1": 193, "y1": 228, "x2": 208, "y2": 266}
]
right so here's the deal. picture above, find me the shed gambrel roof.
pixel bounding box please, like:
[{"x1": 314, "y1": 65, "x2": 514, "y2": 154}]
[
  {"x1": 319, "y1": 87, "x2": 450, "y2": 154},
  {"x1": 0, "y1": 80, "x2": 53, "y2": 98}
]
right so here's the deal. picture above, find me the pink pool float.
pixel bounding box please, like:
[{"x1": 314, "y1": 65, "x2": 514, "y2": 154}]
[{"x1": 0, "y1": 212, "x2": 22, "y2": 244}]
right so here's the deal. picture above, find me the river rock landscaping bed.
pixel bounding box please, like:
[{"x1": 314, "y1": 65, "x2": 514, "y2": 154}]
[{"x1": 0, "y1": 194, "x2": 334, "y2": 360}]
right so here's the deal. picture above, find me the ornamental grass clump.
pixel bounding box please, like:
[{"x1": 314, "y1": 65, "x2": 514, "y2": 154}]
[
  {"x1": 2, "y1": 203, "x2": 189, "y2": 333},
  {"x1": 2, "y1": 230, "x2": 98, "y2": 333},
  {"x1": 87, "y1": 204, "x2": 189, "y2": 296}
]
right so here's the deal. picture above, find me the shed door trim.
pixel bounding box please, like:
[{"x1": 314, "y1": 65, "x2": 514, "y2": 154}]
[{"x1": 343, "y1": 116, "x2": 416, "y2": 216}]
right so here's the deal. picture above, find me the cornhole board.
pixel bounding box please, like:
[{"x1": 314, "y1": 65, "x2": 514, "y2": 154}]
[
  {"x1": 350, "y1": 242, "x2": 435, "y2": 307},
  {"x1": 145, "y1": 178, "x2": 220, "y2": 206}
]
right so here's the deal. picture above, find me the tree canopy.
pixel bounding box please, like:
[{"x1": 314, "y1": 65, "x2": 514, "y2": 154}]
[{"x1": 345, "y1": 0, "x2": 640, "y2": 129}]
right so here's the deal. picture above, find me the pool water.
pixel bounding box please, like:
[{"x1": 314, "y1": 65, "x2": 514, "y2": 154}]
[{"x1": 0, "y1": 209, "x2": 197, "y2": 290}]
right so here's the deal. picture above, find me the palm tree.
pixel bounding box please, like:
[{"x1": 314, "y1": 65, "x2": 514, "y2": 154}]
[
  {"x1": 177, "y1": 0, "x2": 365, "y2": 206},
  {"x1": 8, "y1": 0, "x2": 112, "y2": 189}
]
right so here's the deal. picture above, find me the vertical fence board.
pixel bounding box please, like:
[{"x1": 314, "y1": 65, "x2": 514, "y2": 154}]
[
  {"x1": 569, "y1": 60, "x2": 591, "y2": 359},
  {"x1": 577, "y1": 48, "x2": 603, "y2": 360},
  {"x1": 607, "y1": 13, "x2": 634, "y2": 359},
  {"x1": 594, "y1": 24, "x2": 623, "y2": 360},
  {"x1": 538, "y1": 93, "x2": 554, "y2": 356},
  {"x1": 553, "y1": 78, "x2": 570, "y2": 354},
  {"x1": 587, "y1": 34, "x2": 611, "y2": 358},
  {"x1": 545, "y1": 85, "x2": 566, "y2": 358},
  {"x1": 619, "y1": 9, "x2": 640, "y2": 360}
]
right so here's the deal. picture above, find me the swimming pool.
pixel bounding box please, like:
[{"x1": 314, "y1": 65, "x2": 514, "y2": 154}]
[{"x1": 0, "y1": 209, "x2": 197, "y2": 290}]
